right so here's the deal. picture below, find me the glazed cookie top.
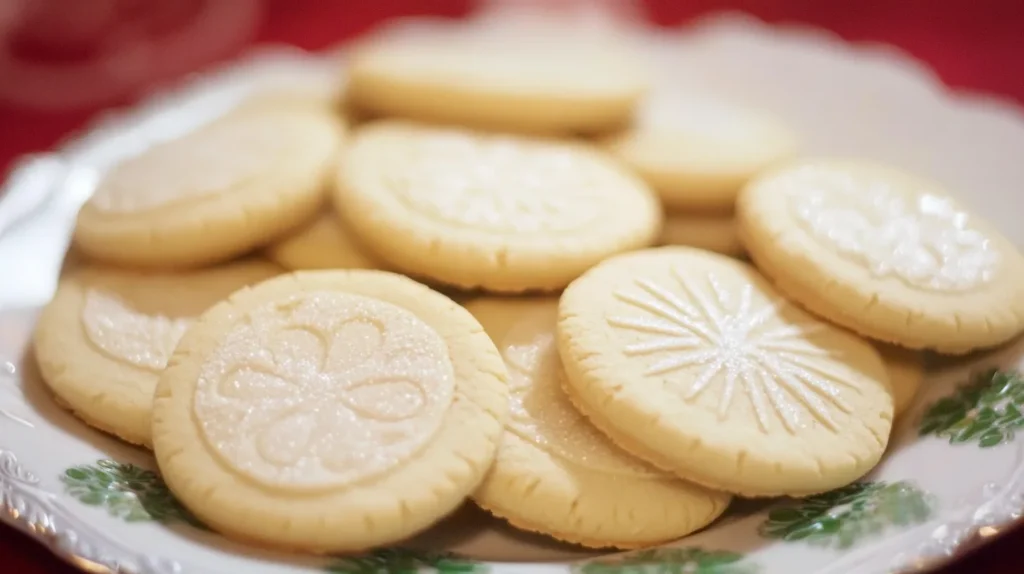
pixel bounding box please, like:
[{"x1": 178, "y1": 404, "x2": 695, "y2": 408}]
[
  {"x1": 557, "y1": 247, "x2": 893, "y2": 496},
  {"x1": 738, "y1": 160, "x2": 1024, "y2": 352},
  {"x1": 88, "y1": 108, "x2": 342, "y2": 216},
  {"x1": 335, "y1": 121, "x2": 661, "y2": 292},
  {"x1": 193, "y1": 290, "x2": 456, "y2": 489}
]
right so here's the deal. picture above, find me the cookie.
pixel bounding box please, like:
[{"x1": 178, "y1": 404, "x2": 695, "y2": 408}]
[
  {"x1": 151, "y1": 270, "x2": 509, "y2": 552},
  {"x1": 32, "y1": 260, "x2": 281, "y2": 447},
  {"x1": 466, "y1": 297, "x2": 730, "y2": 549},
  {"x1": 557, "y1": 247, "x2": 893, "y2": 497},
  {"x1": 334, "y1": 121, "x2": 661, "y2": 292},
  {"x1": 265, "y1": 212, "x2": 382, "y2": 271},
  {"x1": 737, "y1": 159, "x2": 1024, "y2": 354},
  {"x1": 878, "y1": 345, "x2": 924, "y2": 418},
  {"x1": 74, "y1": 107, "x2": 345, "y2": 268},
  {"x1": 660, "y1": 211, "x2": 743, "y2": 257},
  {"x1": 603, "y1": 94, "x2": 797, "y2": 211},
  {"x1": 347, "y1": 25, "x2": 646, "y2": 134}
]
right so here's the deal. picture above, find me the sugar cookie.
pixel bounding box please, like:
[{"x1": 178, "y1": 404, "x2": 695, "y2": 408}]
[
  {"x1": 660, "y1": 212, "x2": 743, "y2": 257},
  {"x1": 877, "y1": 345, "x2": 924, "y2": 417},
  {"x1": 151, "y1": 270, "x2": 509, "y2": 552},
  {"x1": 347, "y1": 26, "x2": 646, "y2": 134},
  {"x1": 603, "y1": 94, "x2": 797, "y2": 211},
  {"x1": 32, "y1": 260, "x2": 281, "y2": 447},
  {"x1": 737, "y1": 159, "x2": 1024, "y2": 354},
  {"x1": 74, "y1": 107, "x2": 345, "y2": 268},
  {"x1": 265, "y1": 212, "x2": 382, "y2": 271},
  {"x1": 466, "y1": 297, "x2": 730, "y2": 549},
  {"x1": 334, "y1": 122, "x2": 661, "y2": 293},
  {"x1": 557, "y1": 247, "x2": 893, "y2": 497}
]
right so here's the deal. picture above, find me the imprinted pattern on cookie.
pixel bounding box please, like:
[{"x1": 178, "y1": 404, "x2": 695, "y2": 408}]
[
  {"x1": 81, "y1": 290, "x2": 193, "y2": 372},
  {"x1": 609, "y1": 270, "x2": 855, "y2": 433},
  {"x1": 386, "y1": 132, "x2": 605, "y2": 233},
  {"x1": 193, "y1": 291, "x2": 455, "y2": 490},
  {"x1": 501, "y1": 306, "x2": 660, "y2": 476},
  {"x1": 785, "y1": 166, "x2": 1000, "y2": 291}
]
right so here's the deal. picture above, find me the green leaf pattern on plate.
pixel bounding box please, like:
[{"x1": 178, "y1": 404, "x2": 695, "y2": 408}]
[
  {"x1": 61, "y1": 459, "x2": 203, "y2": 527},
  {"x1": 758, "y1": 481, "x2": 934, "y2": 549},
  {"x1": 574, "y1": 548, "x2": 758, "y2": 574},
  {"x1": 325, "y1": 548, "x2": 488, "y2": 573},
  {"x1": 919, "y1": 369, "x2": 1024, "y2": 447}
]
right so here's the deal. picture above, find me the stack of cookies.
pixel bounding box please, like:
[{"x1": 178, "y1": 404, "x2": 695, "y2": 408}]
[{"x1": 31, "y1": 19, "x2": 1024, "y2": 557}]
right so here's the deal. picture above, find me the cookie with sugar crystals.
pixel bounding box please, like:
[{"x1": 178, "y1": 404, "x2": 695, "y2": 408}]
[
  {"x1": 347, "y1": 24, "x2": 647, "y2": 134},
  {"x1": 466, "y1": 297, "x2": 730, "y2": 549},
  {"x1": 265, "y1": 212, "x2": 383, "y2": 271},
  {"x1": 334, "y1": 121, "x2": 661, "y2": 293},
  {"x1": 557, "y1": 247, "x2": 893, "y2": 497},
  {"x1": 737, "y1": 159, "x2": 1024, "y2": 354},
  {"x1": 33, "y1": 260, "x2": 281, "y2": 447},
  {"x1": 151, "y1": 270, "x2": 509, "y2": 552},
  {"x1": 604, "y1": 93, "x2": 797, "y2": 212},
  {"x1": 74, "y1": 107, "x2": 345, "y2": 268}
]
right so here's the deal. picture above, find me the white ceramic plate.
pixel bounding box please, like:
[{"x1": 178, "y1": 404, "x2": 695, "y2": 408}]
[{"x1": 3, "y1": 10, "x2": 1024, "y2": 574}]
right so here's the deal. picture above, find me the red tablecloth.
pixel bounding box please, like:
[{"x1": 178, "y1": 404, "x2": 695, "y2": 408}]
[{"x1": 2, "y1": 1, "x2": 1023, "y2": 572}]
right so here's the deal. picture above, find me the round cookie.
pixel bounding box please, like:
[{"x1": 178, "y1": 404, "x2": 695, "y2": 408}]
[
  {"x1": 466, "y1": 297, "x2": 730, "y2": 549},
  {"x1": 32, "y1": 260, "x2": 281, "y2": 447},
  {"x1": 557, "y1": 247, "x2": 894, "y2": 497},
  {"x1": 335, "y1": 121, "x2": 662, "y2": 293},
  {"x1": 265, "y1": 212, "x2": 382, "y2": 271},
  {"x1": 347, "y1": 26, "x2": 647, "y2": 134},
  {"x1": 877, "y1": 345, "x2": 924, "y2": 417},
  {"x1": 660, "y1": 212, "x2": 743, "y2": 257},
  {"x1": 737, "y1": 159, "x2": 1024, "y2": 354},
  {"x1": 603, "y1": 94, "x2": 797, "y2": 211},
  {"x1": 74, "y1": 107, "x2": 345, "y2": 268},
  {"x1": 151, "y1": 270, "x2": 509, "y2": 552}
]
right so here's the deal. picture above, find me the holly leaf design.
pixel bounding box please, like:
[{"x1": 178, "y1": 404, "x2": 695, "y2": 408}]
[
  {"x1": 61, "y1": 460, "x2": 204, "y2": 528},
  {"x1": 919, "y1": 369, "x2": 1024, "y2": 448},
  {"x1": 574, "y1": 547, "x2": 758, "y2": 574},
  {"x1": 758, "y1": 481, "x2": 935, "y2": 550},
  {"x1": 325, "y1": 548, "x2": 487, "y2": 573}
]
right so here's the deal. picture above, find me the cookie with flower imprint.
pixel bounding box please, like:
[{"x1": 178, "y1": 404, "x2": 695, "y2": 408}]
[
  {"x1": 557, "y1": 247, "x2": 893, "y2": 497},
  {"x1": 33, "y1": 260, "x2": 281, "y2": 448},
  {"x1": 265, "y1": 212, "x2": 384, "y2": 271},
  {"x1": 74, "y1": 106, "x2": 345, "y2": 269},
  {"x1": 466, "y1": 297, "x2": 730, "y2": 549},
  {"x1": 603, "y1": 92, "x2": 798, "y2": 212},
  {"x1": 151, "y1": 269, "x2": 509, "y2": 553},
  {"x1": 334, "y1": 122, "x2": 661, "y2": 293},
  {"x1": 737, "y1": 159, "x2": 1024, "y2": 354}
]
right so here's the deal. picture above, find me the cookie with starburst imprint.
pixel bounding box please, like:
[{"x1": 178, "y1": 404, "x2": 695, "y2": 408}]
[
  {"x1": 758, "y1": 481, "x2": 935, "y2": 549},
  {"x1": 574, "y1": 547, "x2": 759, "y2": 574},
  {"x1": 919, "y1": 369, "x2": 1024, "y2": 447},
  {"x1": 557, "y1": 247, "x2": 894, "y2": 497},
  {"x1": 61, "y1": 459, "x2": 204, "y2": 527}
]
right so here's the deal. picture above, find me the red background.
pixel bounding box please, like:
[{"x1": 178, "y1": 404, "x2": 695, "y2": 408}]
[{"x1": 1, "y1": 0, "x2": 1023, "y2": 572}]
